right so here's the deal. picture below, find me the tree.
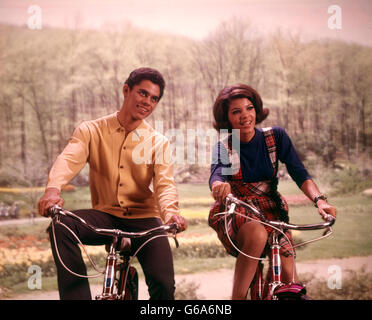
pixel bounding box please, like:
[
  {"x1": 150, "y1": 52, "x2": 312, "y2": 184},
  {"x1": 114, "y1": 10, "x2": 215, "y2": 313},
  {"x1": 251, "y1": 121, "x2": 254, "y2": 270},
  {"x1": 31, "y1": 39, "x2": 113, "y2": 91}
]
[{"x1": 192, "y1": 18, "x2": 264, "y2": 105}]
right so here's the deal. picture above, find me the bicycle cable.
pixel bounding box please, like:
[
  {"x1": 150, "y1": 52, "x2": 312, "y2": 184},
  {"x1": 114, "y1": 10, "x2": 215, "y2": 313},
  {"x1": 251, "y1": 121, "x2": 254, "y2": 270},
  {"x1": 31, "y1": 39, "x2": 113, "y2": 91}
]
[
  {"x1": 219, "y1": 207, "x2": 297, "y2": 283},
  {"x1": 51, "y1": 216, "x2": 177, "y2": 289},
  {"x1": 51, "y1": 218, "x2": 106, "y2": 278},
  {"x1": 222, "y1": 210, "x2": 295, "y2": 261},
  {"x1": 120, "y1": 233, "x2": 170, "y2": 298}
]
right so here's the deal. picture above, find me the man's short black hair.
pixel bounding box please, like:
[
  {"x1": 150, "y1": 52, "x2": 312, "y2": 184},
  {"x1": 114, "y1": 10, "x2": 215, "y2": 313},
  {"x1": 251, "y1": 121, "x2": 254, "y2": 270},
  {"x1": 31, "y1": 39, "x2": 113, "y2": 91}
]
[{"x1": 124, "y1": 67, "x2": 166, "y2": 100}]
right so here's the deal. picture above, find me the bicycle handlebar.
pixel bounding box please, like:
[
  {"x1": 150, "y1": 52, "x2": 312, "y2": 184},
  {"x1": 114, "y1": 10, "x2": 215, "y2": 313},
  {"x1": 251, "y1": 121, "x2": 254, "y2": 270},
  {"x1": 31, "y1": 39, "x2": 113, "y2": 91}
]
[
  {"x1": 49, "y1": 205, "x2": 179, "y2": 238},
  {"x1": 225, "y1": 194, "x2": 335, "y2": 231}
]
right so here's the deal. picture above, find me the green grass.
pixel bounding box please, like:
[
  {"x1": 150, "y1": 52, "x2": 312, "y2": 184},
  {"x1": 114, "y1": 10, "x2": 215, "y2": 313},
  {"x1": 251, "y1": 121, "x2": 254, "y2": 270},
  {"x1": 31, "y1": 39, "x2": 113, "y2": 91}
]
[
  {"x1": 177, "y1": 183, "x2": 211, "y2": 198},
  {"x1": 4, "y1": 275, "x2": 59, "y2": 297},
  {"x1": 288, "y1": 195, "x2": 372, "y2": 261},
  {"x1": 176, "y1": 179, "x2": 305, "y2": 198},
  {"x1": 0, "y1": 220, "x2": 50, "y2": 237},
  {"x1": 2, "y1": 181, "x2": 372, "y2": 298},
  {"x1": 176, "y1": 181, "x2": 372, "y2": 261},
  {"x1": 174, "y1": 257, "x2": 235, "y2": 274},
  {"x1": 3, "y1": 181, "x2": 372, "y2": 262},
  {"x1": 278, "y1": 179, "x2": 303, "y2": 195},
  {"x1": 61, "y1": 187, "x2": 92, "y2": 210}
]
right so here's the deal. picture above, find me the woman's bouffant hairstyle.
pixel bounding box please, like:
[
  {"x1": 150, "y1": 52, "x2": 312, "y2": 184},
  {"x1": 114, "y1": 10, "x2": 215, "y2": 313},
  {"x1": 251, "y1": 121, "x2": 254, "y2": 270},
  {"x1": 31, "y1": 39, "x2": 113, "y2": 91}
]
[{"x1": 212, "y1": 84, "x2": 269, "y2": 131}]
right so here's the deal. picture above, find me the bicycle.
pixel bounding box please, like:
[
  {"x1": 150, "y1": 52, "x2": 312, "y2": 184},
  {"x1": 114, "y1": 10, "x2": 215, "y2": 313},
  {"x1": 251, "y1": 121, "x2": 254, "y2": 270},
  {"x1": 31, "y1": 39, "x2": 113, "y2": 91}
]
[
  {"x1": 49, "y1": 205, "x2": 179, "y2": 300},
  {"x1": 220, "y1": 194, "x2": 335, "y2": 300}
]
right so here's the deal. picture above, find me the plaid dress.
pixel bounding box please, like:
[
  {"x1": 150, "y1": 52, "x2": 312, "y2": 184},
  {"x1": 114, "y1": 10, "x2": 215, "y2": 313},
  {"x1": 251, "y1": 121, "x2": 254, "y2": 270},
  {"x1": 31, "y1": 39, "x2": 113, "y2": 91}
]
[{"x1": 208, "y1": 127, "x2": 295, "y2": 258}]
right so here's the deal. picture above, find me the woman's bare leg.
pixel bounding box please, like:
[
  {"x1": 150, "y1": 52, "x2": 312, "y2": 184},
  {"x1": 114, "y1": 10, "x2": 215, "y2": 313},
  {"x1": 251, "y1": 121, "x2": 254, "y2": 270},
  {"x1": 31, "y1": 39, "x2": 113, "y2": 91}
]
[
  {"x1": 280, "y1": 254, "x2": 298, "y2": 283},
  {"x1": 232, "y1": 222, "x2": 268, "y2": 300}
]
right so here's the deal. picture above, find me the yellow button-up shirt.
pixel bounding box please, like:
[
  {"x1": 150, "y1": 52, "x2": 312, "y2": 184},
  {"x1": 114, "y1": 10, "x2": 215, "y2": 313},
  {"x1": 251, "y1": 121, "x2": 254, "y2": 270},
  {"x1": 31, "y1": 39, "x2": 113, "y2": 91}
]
[{"x1": 46, "y1": 112, "x2": 180, "y2": 222}]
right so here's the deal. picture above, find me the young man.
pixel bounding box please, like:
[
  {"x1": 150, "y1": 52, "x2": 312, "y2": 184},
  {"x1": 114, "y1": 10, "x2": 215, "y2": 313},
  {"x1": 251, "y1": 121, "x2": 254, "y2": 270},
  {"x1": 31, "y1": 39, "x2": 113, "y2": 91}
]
[{"x1": 38, "y1": 67, "x2": 187, "y2": 300}]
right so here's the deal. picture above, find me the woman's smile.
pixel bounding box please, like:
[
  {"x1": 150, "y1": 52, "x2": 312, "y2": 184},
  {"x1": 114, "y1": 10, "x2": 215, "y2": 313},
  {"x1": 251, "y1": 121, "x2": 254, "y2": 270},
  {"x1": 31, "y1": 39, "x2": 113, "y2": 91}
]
[{"x1": 228, "y1": 97, "x2": 256, "y2": 142}]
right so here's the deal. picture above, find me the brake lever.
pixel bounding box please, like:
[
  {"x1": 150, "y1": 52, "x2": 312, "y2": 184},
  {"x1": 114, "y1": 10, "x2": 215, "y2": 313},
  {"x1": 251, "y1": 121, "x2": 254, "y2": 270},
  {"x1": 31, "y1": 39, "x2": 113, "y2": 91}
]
[
  {"x1": 173, "y1": 233, "x2": 179, "y2": 248},
  {"x1": 322, "y1": 213, "x2": 335, "y2": 236},
  {"x1": 166, "y1": 223, "x2": 180, "y2": 248},
  {"x1": 322, "y1": 227, "x2": 333, "y2": 237},
  {"x1": 227, "y1": 202, "x2": 236, "y2": 215},
  {"x1": 171, "y1": 226, "x2": 179, "y2": 248}
]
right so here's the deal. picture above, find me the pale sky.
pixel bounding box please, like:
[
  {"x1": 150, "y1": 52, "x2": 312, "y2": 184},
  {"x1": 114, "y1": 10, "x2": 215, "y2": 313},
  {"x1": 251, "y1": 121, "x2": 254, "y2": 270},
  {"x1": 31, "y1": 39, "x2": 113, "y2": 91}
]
[{"x1": 0, "y1": 0, "x2": 371, "y2": 46}]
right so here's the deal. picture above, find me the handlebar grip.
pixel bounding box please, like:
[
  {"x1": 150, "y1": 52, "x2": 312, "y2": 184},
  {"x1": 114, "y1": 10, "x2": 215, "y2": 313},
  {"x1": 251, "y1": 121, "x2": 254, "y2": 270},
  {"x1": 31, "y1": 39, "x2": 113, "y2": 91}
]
[
  {"x1": 166, "y1": 222, "x2": 179, "y2": 232},
  {"x1": 49, "y1": 205, "x2": 62, "y2": 217},
  {"x1": 325, "y1": 214, "x2": 336, "y2": 223},
  {"x1": 164, "y1": 222, "x2": 179, "y2": 248}
]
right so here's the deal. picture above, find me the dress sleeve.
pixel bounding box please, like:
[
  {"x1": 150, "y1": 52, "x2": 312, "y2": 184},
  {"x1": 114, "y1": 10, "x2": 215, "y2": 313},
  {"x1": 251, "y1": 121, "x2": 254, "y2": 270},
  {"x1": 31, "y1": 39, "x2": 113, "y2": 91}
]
[
  {"x1": 209, "y1": 141, "x2": 230, "y2": 189},
  {"x1": 274, "y1": 127, "x2": 311, "y2": 188}
]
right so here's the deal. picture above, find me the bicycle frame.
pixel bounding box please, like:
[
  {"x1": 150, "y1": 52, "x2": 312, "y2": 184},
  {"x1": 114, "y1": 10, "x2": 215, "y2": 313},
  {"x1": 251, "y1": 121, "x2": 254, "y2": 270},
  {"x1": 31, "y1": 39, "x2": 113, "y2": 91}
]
[
  {"x1": 99, "y1": 236, "x2": 119, "y2": 300},
  {"x1": 224, "y1": 194, "x2": 335, "y2": 300},
  {"x1": 49, "y1": 205, "x2": 179, "y2": 300}
]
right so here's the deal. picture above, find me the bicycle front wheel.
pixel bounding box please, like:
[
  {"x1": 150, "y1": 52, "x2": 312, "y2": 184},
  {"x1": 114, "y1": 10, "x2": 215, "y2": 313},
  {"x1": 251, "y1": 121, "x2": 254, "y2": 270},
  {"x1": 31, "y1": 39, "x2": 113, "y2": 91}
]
[{"x1": 118, "y1": 264, "x2": 139, "y2": 300}]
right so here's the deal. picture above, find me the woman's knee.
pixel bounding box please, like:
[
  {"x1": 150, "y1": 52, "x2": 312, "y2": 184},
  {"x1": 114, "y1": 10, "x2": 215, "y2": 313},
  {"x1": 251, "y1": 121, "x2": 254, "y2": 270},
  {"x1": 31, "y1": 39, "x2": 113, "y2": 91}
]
[{"x1": 237, "y1": 222, "x2": 268, "y2": 250}]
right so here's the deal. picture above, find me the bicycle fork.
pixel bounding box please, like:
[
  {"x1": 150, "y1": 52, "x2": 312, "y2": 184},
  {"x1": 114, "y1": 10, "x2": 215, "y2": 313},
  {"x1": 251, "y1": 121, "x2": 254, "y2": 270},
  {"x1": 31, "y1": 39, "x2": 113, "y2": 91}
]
[{"x1": 96, "y1": 237, "x2": 118, "y2": 300}]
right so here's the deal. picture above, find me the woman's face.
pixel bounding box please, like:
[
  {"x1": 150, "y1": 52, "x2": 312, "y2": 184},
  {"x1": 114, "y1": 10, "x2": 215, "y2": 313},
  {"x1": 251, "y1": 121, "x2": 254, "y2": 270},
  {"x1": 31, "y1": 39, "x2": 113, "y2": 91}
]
[{"x1": 227, "y1": 97, "x2": 256, "y2": 142}]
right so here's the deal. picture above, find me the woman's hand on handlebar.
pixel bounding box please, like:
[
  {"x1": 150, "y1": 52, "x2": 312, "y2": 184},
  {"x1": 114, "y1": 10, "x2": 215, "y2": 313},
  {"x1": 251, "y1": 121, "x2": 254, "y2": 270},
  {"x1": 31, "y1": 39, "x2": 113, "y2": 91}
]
[
  {"x1": 38, "y1": 188, "x2": 64, "y2": 217},
  {"x1": 299, "y1": 180, "x2": 337, "y2": 222},
  {"x1": 317, "y1": 200, "x2": 337, "y2": 221},
  {"x1": 211, "y1": 181, "x2": 231, "y2": 203}
]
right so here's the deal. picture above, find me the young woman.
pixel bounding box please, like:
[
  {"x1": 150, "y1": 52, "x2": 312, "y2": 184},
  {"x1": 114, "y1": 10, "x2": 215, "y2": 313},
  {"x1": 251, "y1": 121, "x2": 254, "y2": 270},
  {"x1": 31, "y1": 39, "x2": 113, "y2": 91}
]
[{"x1": 208, "y1": 84, "x2": 337, "y2": 300}]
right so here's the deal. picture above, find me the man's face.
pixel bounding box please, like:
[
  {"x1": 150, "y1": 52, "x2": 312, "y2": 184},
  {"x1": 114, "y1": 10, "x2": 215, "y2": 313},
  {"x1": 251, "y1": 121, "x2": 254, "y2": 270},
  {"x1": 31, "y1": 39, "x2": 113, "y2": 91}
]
[{"x1": 123, "y1": 80, "x2": 161, "y2": 121}]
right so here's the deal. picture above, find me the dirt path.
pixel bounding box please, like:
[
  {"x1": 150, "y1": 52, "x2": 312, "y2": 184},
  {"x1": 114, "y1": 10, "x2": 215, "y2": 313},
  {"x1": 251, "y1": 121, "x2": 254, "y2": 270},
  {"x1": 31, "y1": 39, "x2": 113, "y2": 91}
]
[{"x1": 9, "y1": 255, "x2": 372, "y2": 300}]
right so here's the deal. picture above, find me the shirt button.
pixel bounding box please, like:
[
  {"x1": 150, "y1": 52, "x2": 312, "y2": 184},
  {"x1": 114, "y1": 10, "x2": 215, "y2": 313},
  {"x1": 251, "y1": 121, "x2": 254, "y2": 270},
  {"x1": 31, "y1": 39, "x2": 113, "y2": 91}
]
[
  {"x1": 120, "y1": 165, "x2": 124, "y2": 169},
  {"x1": 123, "y1": 146, "x2": 126, "y2": 150},
  {"x1": 119, "y1": 183, "x2": 123, "y2": 187}
]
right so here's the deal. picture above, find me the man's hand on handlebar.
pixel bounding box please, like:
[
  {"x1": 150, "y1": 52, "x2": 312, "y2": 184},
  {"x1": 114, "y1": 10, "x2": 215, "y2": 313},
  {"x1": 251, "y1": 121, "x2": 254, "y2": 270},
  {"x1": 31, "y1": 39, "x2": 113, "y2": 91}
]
[
  {"x1": 165, "y1": 214, "x2": 187, "y2": 233},
  {"x1": 38, "y1": 188, "x2": 64, "y2": 217}
]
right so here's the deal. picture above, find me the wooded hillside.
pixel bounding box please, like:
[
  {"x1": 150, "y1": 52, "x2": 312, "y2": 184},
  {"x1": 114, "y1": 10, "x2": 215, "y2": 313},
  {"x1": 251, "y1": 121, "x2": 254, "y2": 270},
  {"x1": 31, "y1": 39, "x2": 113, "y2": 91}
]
[{"x1": 0, "y1": 20, "x2": 371, "y2": 186}]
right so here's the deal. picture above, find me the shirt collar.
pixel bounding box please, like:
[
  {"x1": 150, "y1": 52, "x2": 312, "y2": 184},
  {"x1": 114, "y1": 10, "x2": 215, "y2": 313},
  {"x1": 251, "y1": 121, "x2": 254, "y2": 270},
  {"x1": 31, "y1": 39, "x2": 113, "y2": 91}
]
[{"x1": 108, "y1": 112, "x2": 153, "y2": 136}]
